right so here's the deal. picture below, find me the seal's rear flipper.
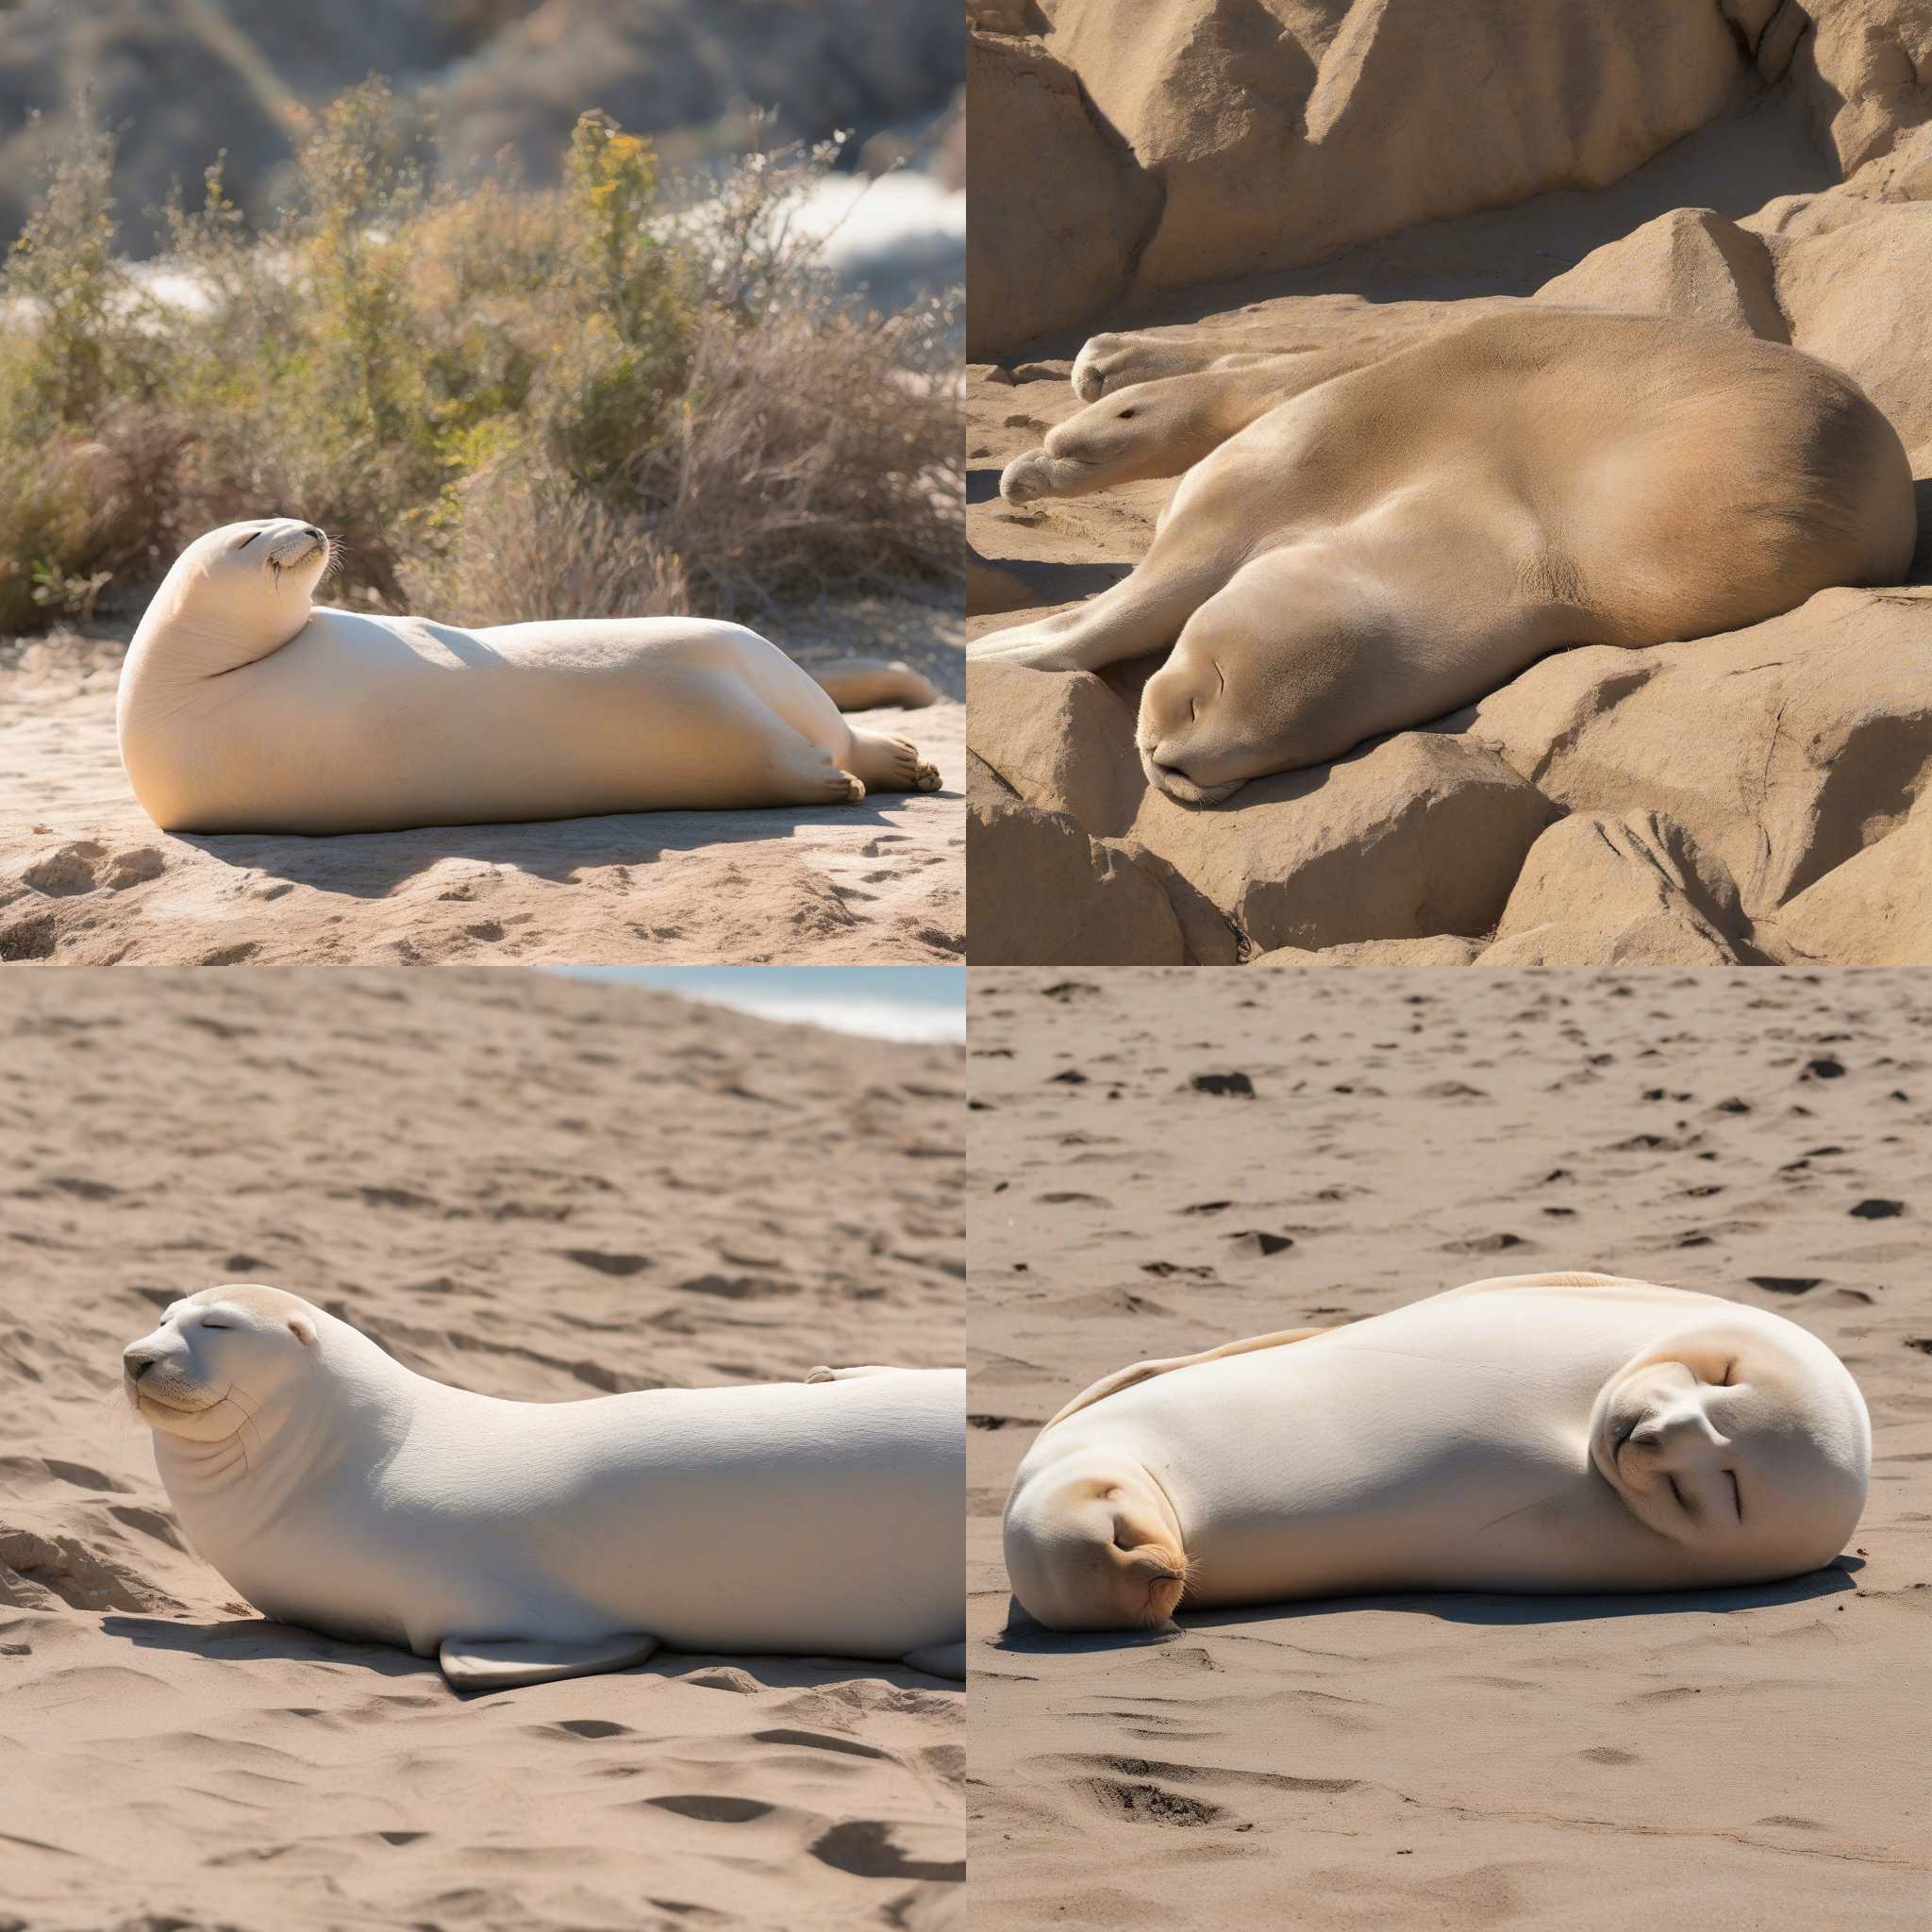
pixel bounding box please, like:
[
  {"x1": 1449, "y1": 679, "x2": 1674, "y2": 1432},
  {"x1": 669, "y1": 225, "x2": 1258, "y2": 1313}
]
[
  {"x1": 439, "y1": 1633, "x2": 660, "y2": 1691},
  {"x1": 900, "y1": 1640, "x2": 966, "y2": 1680}
]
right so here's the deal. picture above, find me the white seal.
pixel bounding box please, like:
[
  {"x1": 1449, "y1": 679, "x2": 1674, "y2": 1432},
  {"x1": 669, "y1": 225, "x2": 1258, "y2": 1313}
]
[
  {"x1": 117, "y1": 520, "x2": 942, "y2": 834},
  {"x1": 124, "y1": 1285, "x2": 965, "y2": 1689},
  {"x1": 1003, "y1": 1273, "x2": 1870, "y2": 1631}
]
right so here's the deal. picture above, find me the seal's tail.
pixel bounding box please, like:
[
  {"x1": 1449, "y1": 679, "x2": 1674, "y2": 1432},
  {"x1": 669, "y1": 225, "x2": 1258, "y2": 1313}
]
[{"x1": 806, "y1": 657, "x2": 941, "y2": 711}]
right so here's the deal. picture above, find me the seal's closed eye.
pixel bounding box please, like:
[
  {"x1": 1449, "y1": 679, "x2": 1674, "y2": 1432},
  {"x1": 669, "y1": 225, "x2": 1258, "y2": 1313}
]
[{"x1": 231, "y1": 529, "x2": 260, "y2": 551}]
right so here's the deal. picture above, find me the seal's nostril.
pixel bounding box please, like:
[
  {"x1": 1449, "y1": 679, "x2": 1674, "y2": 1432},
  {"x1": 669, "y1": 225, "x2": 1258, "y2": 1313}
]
[
  {"x1": 303, "y1": 526, "x2": 323, "y2": 541},
  {"x1": 127, "y1": 1357, "x2": 156, "y2": 1380}
]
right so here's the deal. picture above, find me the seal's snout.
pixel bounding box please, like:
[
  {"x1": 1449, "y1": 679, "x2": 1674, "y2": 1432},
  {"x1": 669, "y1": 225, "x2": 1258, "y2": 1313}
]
[
  {"x1": 1139, "y1": 742, "x2": 1239, "y2": 808},
  {"x1": 125, "y1": 1353, "x2": 158, "y2": 1381},
  {"x1": 1000, "y1": 451, "x2": 1049, "y2": 505}
]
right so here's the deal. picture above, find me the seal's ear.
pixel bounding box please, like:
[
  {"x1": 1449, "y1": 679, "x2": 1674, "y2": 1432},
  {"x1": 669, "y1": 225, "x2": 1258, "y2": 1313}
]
[{"x1": 287, "y1": 1313, "x2": 317, "y2": 1346}]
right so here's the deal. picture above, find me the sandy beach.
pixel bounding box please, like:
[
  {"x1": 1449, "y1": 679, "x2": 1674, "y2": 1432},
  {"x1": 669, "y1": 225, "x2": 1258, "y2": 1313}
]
[
  {"x1": 0, "y1": 603, "x2": 963, "y2": 968},
  {"x1": 966, "y1": 968, "x2": 1929, "y2": 1925},
  {"x1": 0, "y1": 967, "x2": 964, "y2": 1932}
]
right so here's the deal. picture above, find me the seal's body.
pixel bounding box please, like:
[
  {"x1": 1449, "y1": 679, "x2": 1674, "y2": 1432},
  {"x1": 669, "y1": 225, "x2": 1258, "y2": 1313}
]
[
  {"x1": 1003, "y1": 1274, "x2": 1870, "y2": 1632},
  {"x1": 125, "y1": 1287, "x2": 965, "y2": 1688},
  {"x1": 118, "y1": 520, "x2": 941, "y2": 834},
  {"x1": 974, "y1": 311, "x2": 1916, "y2": 804}
]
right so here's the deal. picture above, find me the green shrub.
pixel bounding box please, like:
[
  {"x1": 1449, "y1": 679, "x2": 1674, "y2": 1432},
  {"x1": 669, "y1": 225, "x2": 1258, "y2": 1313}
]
[{"x1": 0, "y1": 87, "x2": 960, "y2": 635}]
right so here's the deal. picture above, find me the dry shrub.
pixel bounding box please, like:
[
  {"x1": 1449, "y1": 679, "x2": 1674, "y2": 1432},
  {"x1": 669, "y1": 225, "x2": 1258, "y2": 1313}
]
[
  {"x1": 638, "y1": 303, "x2": 960, "y2": 614},
  {"x1": 404, "y1": 460, "x2": 688, "y2": 625},
  {"x1": 0, "y1": 407, "x2": 189, "y2": 627}
]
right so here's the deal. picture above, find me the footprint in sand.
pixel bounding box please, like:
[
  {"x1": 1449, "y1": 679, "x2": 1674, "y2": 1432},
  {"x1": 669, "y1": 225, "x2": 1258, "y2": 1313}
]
[
  {"x1": 562, "y1": 1250, "x2": 652, "y2": 1277},
  {"x1": 809, "y1": 1819, "x2": 964, "y2": 1882},
  {"x1": 1191, "y1": 1073, "x2": 1256, "y2": 1097},
  {"x1": 20, "y1": 841, "x2": 165, "y2": 896},
  {"x1": 1225, "y1": 1231, "x2": 1293, "y2": 1257},
  {"x1": 647, "y1": 1794, "x2": 775, "y2": 1824}
]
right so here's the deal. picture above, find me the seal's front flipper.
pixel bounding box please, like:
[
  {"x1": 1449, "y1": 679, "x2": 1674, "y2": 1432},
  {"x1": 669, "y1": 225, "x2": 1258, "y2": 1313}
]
[
  {"x1": 900, "y1": 1640, "x2": 966, "y2": 1681},
  {"x1": 806, "y1": 1364, "x2": 905, "y2": 1382},
  {"x1": 439, "y1": 1633, "x2": 660, "y2": 1691}
]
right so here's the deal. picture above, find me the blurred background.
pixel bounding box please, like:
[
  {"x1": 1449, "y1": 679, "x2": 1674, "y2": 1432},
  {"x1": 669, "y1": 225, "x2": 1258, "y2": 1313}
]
[{"x1": 0, "y1": 0, "x2": 963, "y2": 302}]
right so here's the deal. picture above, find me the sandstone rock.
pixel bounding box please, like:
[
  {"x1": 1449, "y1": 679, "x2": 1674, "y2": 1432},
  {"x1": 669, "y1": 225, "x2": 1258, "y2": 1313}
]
[
  {"x1": 967, "y1": 660, "x2": 1145, "y2": 836},
  {"x1": 1481, "y1": 916, "x2": 1743, "y2": 965},
  {"x1": 1494, "y1": 809, "x2": 1748, "y2": 939},
  {"x1": 1482, "y1": 809, "x2": 1754, "y2": 963},
  {"x1": 1534, "y1": 206, "x2": 1787, "y2": 341},
  {"x1": 1251, "y1": 936, "x2": 1486, "y2": 967},
  {"x1": 1128, "y1": 732, "x2": 1560, "y2": 957},
  {"x1": 1762, "y1": 790, "x2": 1932, "y2": 963},
  {"x1": 1790, "y1": 0, "x2": 1932, "y2": 178},
  {"x1": 972, "y1": 0, "x2": 1745, "y2": 350},
  {"x1": 964, "y1": 30, "x2": 1157, "y2": 355},
  {"x1": 1467, "y1": 588, "x2": 1932, "y2": 943},
  {"x1": 966, "y1": 788, "x2": 1187, "y2": 964}
]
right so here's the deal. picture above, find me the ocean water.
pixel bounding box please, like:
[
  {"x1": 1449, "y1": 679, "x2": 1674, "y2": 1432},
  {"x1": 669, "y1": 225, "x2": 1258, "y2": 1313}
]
[{"x1": 550, "y1": 966, "x2": 964, "y2": 1042}]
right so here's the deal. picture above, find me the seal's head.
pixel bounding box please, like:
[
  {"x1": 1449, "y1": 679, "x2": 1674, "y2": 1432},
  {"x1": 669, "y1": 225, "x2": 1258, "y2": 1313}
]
[
  {"x1": 1587, "y1": 1318, "x2": 1870, "y2": 1578},
  {"x1": 1003, "y1": 1451, "x2": 1191, "y2": 1632},
  {"x1": 1001, "y1": 379, "x2": 1212, "y2": 506},
  {"x1": 1138, "y1": 545, "x2": 1392, "y2": 806},
  {"x1": 179, "y1": 517, "x2": 331, "y2": 617},
  {"x1": 132, "y1": 518, "x2": 334, "y2": 676},
  {"x1": 123, "y1": 1286, "x2": 319, "y2": 1443}
]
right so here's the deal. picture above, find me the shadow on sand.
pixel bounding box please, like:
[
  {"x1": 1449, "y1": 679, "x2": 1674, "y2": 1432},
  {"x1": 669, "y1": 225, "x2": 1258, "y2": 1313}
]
[
  {"x1": 106, "y1": 1613, "x2": 965, "y2": 1697},
  {"x1": 991, "y1": 1556, "x2": 1863, "y2": 1656},
  {"x1": 172, "y1": 789, "x2": 950, "y2": 902}
]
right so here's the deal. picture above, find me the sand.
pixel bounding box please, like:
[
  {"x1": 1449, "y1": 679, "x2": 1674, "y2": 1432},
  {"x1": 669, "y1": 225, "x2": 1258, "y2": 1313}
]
[
  {"x1": 0, "y1": 967, "x2": 964, "y2": 1932},
  {"x1": 966, "y1": 968, "x2": 1930, "y2": 1926},
  {"x1": 0, "y1": 601, "x2": 964, "y2": 967}
]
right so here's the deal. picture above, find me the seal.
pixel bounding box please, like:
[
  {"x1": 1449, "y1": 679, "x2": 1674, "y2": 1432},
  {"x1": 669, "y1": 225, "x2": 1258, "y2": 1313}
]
[
  {"x1": 117, "y1": 519, "x2": 943, "y2": 834},
  {"x1": 1002, "y1": 1273, "x2": 1870, "y2": 1632},
  {"x1": 123, "y1": 1285, "x2": 966, "y2": 1689},
  {"x1": 972, "y1": 310, "x2": 1916, "y2": 805}
]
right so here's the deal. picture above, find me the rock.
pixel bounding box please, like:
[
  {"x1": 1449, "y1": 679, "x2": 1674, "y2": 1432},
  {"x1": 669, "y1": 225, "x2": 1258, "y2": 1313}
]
[
  {"x1": 1482, "y1": 915, "x2": 1741, "y2": 965},
  {"x1": 971, "y1": 0, "x2": 1745, "y2": 350},
  {"x1": 1790, "y1": 0, "x2": 1932, "y2": 178},
  {"x1": 967, "y1": 660, "x2": 1145, "y2": 836},
  {"x1": 1534, "y1": 206, "x2": 1787, "y2": 341},
  {"x1": 1128, "y1": 732, "x2": 1559, "y2": 956},
  {"x1": 1762, "y1": 792, "x2": 1932, "y2": 964},
  {"x1": 969, "y1": 642, "x2": 1559, "y2": 957},
  {"x1": 1467, "y1": 588, "x2": 1932, "y2": 948},
  {"x1": 965, "y1": 29, "x2": 1158, "y2": 355},
  {"x1": 1485, "y1": 810, "x2": 1754, "y2": 963},
  {"x1": 966, "y1": 784, "x2": 1187, "y2": 965},
  {"x1": 1250, "y1": 936, "x2": 1487, "y2": 967}
]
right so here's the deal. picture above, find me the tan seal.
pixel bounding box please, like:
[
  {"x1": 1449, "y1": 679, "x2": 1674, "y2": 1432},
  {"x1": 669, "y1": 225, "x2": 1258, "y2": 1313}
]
[{"x1": 974, "y1": 310, "x2": 1915, "y2": 805}]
